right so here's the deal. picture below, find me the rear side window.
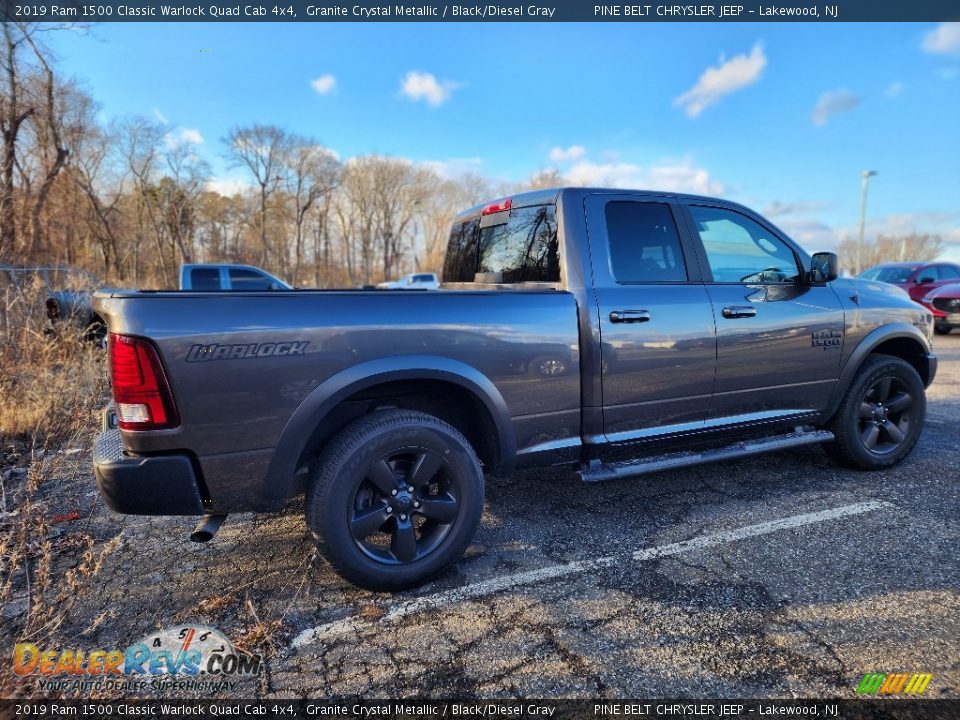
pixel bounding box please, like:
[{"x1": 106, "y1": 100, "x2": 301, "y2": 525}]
[
  {"x1": 478, "y1": 205, "x2": 560, "y2": 283},
  {"x1": 442, "y1": 218, "x2": 480, "y2": 283},
  {"x1": 605, "y1": 202, "x2": 687, "y2": 283},
  {"x1": 229, "y1": 268, "x2": 273, "y2": 290},
  {"x1": 190, "y1": 268, "x2": 221, "y2": 290}
]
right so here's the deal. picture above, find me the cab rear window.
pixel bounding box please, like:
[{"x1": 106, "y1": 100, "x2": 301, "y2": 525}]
[{"x1": 443, "y1": 204, "x2": 559, "y2": 284}]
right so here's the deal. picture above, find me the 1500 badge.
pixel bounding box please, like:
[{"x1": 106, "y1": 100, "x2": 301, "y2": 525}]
[
  {"x1": 186, "y1": 341, "x2": 309, "y2": 362},
  {"x1": 811, "y1": 329, "x2": 842, "y2": 350}
]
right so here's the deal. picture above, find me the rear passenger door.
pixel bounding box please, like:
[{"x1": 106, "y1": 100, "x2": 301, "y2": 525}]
[
  {"x1": 680, "y1": 202, "x2": 845, "y2": 420},
  {"x1": 585, "y1": 195, "x2": 717, "y2": 440}
]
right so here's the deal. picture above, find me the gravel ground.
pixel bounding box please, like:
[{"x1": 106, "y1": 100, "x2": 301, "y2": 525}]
[{"x1": 8, "y1": 336, "x2": 960, "y2": 699}]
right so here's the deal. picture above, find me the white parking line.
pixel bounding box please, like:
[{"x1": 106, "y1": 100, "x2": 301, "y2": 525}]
[{"x1": 290, "y1": 500, "x2": 892, "y2": 648}]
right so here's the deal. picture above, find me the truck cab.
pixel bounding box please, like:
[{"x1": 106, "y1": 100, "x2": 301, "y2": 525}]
[{"x1": 179, "y1": 264, "x2": 291, "y2": 291}]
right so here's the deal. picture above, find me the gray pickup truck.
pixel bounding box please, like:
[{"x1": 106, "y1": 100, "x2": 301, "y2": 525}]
[{"x1": 92, "y1": 187, "x2": 937, "y2": 590}]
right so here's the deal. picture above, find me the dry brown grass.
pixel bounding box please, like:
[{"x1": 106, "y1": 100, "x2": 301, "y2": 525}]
[
  {"x1": 1, "y1": 281, "x2": 107, "y2": 441},
  {"x1": 0, "y1": 282, "x2": 113, "y2": 697}
]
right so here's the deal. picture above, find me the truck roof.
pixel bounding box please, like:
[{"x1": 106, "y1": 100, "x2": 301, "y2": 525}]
[{"x1": 452, "y1": 186, "x2": 755, "y2": 223}]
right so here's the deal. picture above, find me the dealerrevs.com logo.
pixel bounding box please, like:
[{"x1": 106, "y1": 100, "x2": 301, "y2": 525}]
[
  {"x1": 12, "y1": 625, "x2": 262, "y2": 693},
  {"x1": 855, "y1": 672, "x2": 932, "y2": 695}
]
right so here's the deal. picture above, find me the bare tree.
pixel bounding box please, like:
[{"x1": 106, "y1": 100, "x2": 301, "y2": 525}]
[
  {"x1": 0, "y1": 23, "x2": 35, "y2": 259},
  {"x1": 419, "y1": 173, "x2": 492, "y2": 273},
  {"x1": 161, "y1": 140, "x2": 210, "y2": 266},
  {"x1": 281, "y1": 139, "x2": 339, "y2": 284},
  {"x1": 839, "y1": 233, "x2": 944, "y2": 270},
  {"x1": 224, "y1": 124, "x2": 289, "y2": 269}
]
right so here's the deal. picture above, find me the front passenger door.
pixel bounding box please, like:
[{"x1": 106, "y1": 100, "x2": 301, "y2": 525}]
[{"x1": 682, "y1": 203, "x2": 845, "y2": 422}]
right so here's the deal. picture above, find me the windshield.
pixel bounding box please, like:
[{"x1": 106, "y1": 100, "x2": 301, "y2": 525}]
[{"x1": 860, "y1": 265, "x2": 918, "y2": 283}]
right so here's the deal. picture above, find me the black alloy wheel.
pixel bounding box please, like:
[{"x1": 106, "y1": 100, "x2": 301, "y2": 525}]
[
  {"x1": 825, "y1": 354, "x2": 926, "y2": 470},
  {"x1": 349, "y1": 448, "x2": 461, "y2": 564},
  {"x1": 307, "y1": 409, "x2": 484, "y2": 590},
  {"x1": 856, "y1": 375, "x2": 915, "y2": 455}
]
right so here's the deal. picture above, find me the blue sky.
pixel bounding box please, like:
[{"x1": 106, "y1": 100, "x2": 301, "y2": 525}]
[{"x1": 49, "y1": 22, "x2": 960, "y2": 261}]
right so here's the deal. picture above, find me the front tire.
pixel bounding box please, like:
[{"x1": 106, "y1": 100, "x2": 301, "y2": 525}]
[
  {"x1": 825, "y1": 354, "x2": 925, "y2": 470},
  {"x1": 306, "y1": 410, "x2": 484, "y2": 591}
]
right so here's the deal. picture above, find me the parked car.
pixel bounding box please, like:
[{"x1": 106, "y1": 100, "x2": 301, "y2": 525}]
[
  {"x1": 92, "y1": 187, "x2": 937, "y2": 591},
  {"x1": 376, "y1": 272, "x2": 440, "y2": 290},
  {"x1": 180, "y1": 264, "x2": 292, "y2": 291},
  {"x1": 918, "y1": 282, "x2": 960, "y2": 335},
  {"x1": 0, "y1": 265, "x2": 105, "y2": 343},
  {"x1": 859, "y1": 261, "x2": 960, "y2": 302}
]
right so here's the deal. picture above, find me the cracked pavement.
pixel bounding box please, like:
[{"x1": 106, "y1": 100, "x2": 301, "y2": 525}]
[{"x1": 8, "y1": 335, "x2": 960, "y2": 699}]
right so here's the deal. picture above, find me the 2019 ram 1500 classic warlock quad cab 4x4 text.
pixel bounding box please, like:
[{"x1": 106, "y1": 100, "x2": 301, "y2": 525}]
[{"x1": 92, "y1": 188, "x2": 937, "y2": 590}]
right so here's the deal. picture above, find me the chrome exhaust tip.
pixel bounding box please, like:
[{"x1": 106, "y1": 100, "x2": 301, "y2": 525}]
[{"x1": 190, "y1": 514, "x2": 227, "y2": 543}]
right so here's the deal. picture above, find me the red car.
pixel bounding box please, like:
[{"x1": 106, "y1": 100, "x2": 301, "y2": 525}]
[
  {"x1": 918, "y1": 282, "x2": 960, "y2": 335},
  {"x1": 859, "y1": 261, "x2": 960, "y2": 302}
]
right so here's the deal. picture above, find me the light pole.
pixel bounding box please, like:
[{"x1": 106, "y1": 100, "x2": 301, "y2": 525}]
[{"x1": 857, "y1": 170, "x2": 877, "y2": 274}]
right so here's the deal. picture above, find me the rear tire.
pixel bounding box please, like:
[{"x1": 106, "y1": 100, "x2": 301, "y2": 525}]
[
  {"x1": 825, "y1": 354, "x2": 925, "y2": 470},
  {"x1": 934, "y1": 326, "x2": 952, "y2": 336},
  {"x1": 306, "y1": 409, "x2": 484, "y2": 591}
]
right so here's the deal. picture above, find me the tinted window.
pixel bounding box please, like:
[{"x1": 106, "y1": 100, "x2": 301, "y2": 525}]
[
  {"x1": 478, "y1": 205, "x2": 559, "y2": 283},
  {"x1": 916, "y1": 266, "x2": 940, "y2": 282},
  {"x1": 229, "y1": 268, "x2": 273, "y2": 290},
  {"x1": 190, "y1": 268, "x2": 221, "y2": 290},
  {"x1": 860, "y1": 265, "x2": 918, "y2": 283},
  {"x1": 413, "y1": 274, "x2": 434, "y2": 283},
  {"x1": 689, "y1": 206, "x2": 800, "y2": 283},
  {"x1": 939, "y1": 265, "x2": 960, "y2": 280},
  {"x1": 442, "y1": 218, "x2": 480, "y2": 283},
  {"x1": 605, "y1": 202, "x2": 687, "y2": 282}
]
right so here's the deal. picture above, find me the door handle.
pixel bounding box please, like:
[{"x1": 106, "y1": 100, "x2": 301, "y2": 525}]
[
  {"x1": 610, "y1": 310, "x2": 651, "y2": 323},
  {"x1": 722, "y1": 305, "x2": 757, "y2": 319}
]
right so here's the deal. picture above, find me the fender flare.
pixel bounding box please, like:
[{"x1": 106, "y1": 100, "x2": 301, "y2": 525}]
[
  {"x1": 824, "y1": 322, "x2": 933, "y2": 420},
  {"x1": 262, "y1": 355, "x2": 516, "y2": 508}
]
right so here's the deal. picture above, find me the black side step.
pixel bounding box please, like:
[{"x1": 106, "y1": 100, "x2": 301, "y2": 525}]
[{"x1": 578, "y1": 429, "x2": 835, "y2": 483}]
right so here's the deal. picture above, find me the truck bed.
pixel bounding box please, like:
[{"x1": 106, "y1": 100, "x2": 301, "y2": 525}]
[{"x1": 94, "y1": 289, "x2": 582, "y2": 509}]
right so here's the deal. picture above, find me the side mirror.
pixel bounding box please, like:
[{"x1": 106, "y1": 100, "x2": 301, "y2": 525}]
[{"x1": 810, "y1": 252, "x2": 838, "y2": 283}]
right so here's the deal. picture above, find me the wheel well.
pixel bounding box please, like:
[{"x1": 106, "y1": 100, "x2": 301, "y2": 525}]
[
  {"x1": 295, "y1": 379, "x2": 502, "y2": 484},
  {"x1": 870, "y1": 337, "x2": 930, "y2": 384}
]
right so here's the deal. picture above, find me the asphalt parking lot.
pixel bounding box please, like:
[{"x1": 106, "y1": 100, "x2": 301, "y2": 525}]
[{"x1": 16, "y1": 335, "x2": 960, "y2": 699}]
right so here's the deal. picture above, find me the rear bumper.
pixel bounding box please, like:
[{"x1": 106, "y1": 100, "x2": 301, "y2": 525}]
[{"x1": 93, "y1": 428, "x2": 204, "y2": 515}]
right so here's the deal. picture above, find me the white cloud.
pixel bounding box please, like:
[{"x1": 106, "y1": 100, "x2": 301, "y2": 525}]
[
  {"x1": 811, "y1": 89, "x2": 861, "y2": 126},
  {"x1": 164, "y1": 127, "x2": 204, "y2": 149},
  {"x1": 674, "y1": 43, "x2": 767, "y2": 118},
  {"x1": 563, "y1": 155, "x2": 725, "y2": 195},
  {"x1": 762, "y1": 200, "x2": 830, "y2": 218},
  {"x1": 922, "y1": 22, "x2": 960, "y2": 55},
  {"x1": 401, "y1": 71, "x2": 458, "y2": 106},
  {"x1": 179, "y1": 127, "x2": 203, "y2": 144},
  {"x1": 421, "y1": 157, "x2": 484, "y2": 179},
  {"x1": 311, "y1": 74, "x2": 337, "y2": 95},
  {"x1": 565, "y1": 159, "x2": 643, "y2": 188},
  {"x1": 548, "y1": 145, "x2": 586, "y2": 163},
  {"x1": 153, "y1": 108, "x2": 170, "y2": 125},
  {"x1": 883, "y1": 81, "x2": 904, "y2": 98},
  {"x1": 205, "y1": 177, "x2": 251, "y2": 196}
]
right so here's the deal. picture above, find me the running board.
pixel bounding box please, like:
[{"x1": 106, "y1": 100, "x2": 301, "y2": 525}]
[{"x1": 578, "y1": 429, "x2": 835, "y2": 483}]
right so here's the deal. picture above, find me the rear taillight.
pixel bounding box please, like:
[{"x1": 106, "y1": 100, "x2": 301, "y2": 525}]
[{"x1": 109, "y1": 333, "x2": 180, "y2": 430}]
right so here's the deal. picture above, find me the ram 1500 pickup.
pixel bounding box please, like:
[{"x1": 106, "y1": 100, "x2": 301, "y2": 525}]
[{"x1": 92, "y1": 187, "x2": 937, "y2": 590}]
